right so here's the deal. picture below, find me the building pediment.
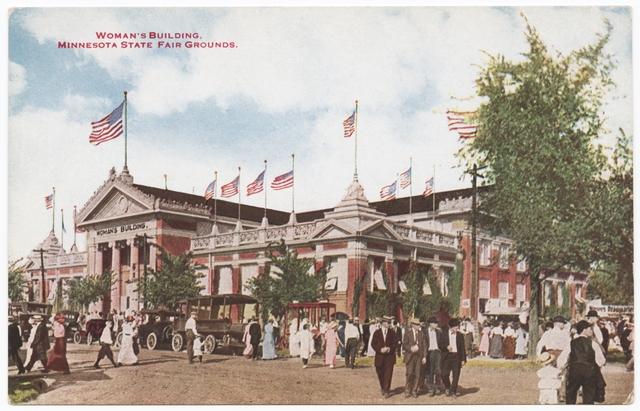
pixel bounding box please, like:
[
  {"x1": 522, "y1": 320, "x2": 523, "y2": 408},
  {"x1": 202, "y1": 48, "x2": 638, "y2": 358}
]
[
  {"x1": 360, "y1": 220, "x2": 403, "y2": 241},
  {"x1": 310, "y1": 220, "x2": 356, "y2": 239}
]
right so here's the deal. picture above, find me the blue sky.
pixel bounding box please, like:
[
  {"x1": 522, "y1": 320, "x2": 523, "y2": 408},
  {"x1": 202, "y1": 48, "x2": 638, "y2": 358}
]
[{"x1": 5, "y1": 4, "x2": 634, "y2": 261}]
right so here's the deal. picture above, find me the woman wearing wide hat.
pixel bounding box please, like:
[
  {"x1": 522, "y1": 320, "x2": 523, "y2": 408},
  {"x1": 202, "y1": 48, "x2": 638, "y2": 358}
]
[{"x1": 47, "y1": 313, "x2": 71, "y2": 374}]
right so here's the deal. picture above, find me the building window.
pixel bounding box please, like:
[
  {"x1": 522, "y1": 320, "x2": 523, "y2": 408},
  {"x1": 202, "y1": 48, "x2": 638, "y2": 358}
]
[
  {"x1": 499, "y1": 245, "x2": 510, "y2": 269},
  {"x1": 498, "y1": 281, "x2": 509, "y2": 299},
  {"x1": 216, "y1": 266, "x2": 233, "y2": 295},
  {"x1": 516, "y1": 258, "x2": 527, "y2": 272},
  {"x1": 325, "y1": 256, "x2": 348, "y2": 292},
  {"x1": 557, "y1": 283, "x2": 564, "y2": 306},
  {"x1": 479, "y1": 242, "x2": 491, "y2": 266},
  {"x1": 544, "y1": 282, "x2": 552, "y2": 306},
  {"x1": 479, "y1": 279, "x2": 490, "y2": 299},
  {"x1": 241, "y1": 265, "x2": 258, "y2": 296},
  {"x1": 367, "y1": 257, "x2": 387, "y2": 291},
  {"x1": 516, "y1": 283, "x2": 526, "y2": 302}
]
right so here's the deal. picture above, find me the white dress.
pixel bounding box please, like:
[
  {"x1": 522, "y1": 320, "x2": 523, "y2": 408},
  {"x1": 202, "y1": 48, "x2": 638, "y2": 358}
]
[
  {"x1": 24, "y1": 323, "x2": 40, "y2": 370},
  {"x1": 117, "y1": 322, "x2": 139, "y2": 365},
  {"x1": 193, "y1": 339, "x2": 204, "y2": 356},
  {"x1": 367, "y1": 323, "x2": 378, "y2": 357},
  {"x1": 289, "y1": 320, "x2": 300, "y2": 357},
  {"x1": 299, "y1": 329, "x2": 315, "y2": 360}
]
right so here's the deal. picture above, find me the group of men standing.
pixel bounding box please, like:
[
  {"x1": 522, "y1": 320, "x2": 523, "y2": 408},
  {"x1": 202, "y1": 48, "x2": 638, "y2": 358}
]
[{"x1": 371, "y1": 315, "x2": 467, "y2": 399}]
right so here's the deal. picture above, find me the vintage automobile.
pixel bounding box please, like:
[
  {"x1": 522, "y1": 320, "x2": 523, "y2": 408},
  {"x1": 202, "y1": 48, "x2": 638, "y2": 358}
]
[
  {"x1": 171, "y1": 294, "x2": 258, "y2": 355},
  {"x1": 137, "y1": 309, "x2": 179, "y2": 350},
  {"x1": 57, "y1": 310, "x2": 82, "y2": 342},
  {"x1": 73, "y1": 318, "x2": 109, "y2": 345},
  {"x1": 8, "y1": 301, "x2": 53, "y2": 342}
]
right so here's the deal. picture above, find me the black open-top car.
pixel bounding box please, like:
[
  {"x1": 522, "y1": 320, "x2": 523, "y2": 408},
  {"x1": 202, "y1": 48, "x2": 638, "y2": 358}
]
[{"x1": 137, "y1": 309, "x2": 179, "y2": 350}]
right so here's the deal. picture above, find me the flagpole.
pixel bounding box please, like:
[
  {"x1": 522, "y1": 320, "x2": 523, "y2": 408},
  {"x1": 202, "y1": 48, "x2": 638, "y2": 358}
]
[
  {"x1": 124, "y1": 91, "x2": 128, "y2": 169},
  {"x1": 291, "y1": 154, "x2": 295, "y2": 213},
  {"x1": 164, "y1": 174, "x2": 167, "y2": 190},
  {"x1": 73, "y1": 206, "x2": 77, "y2": 246},
  {"x1": 60, "y1": 209, "x2": 64, "y2": 248},
  {"x1": 432, "y1": 164, "x2": 436, "y2": 226},
  {"x1": 409, "y1": 157, "x2": 413, "y2": 219},
  {"x1": 52, "y1": 187, "x2": 56, "y2": 233},
  {"x1": 263, "y1": 160, "x2": 268, "y2": 218},
  {"x1": 214, "y1": 171, "x2": 218, "y2": 224},
  {"x1": 354, "y1": 100, "x2": 359, "y2": 181},
  {"x1": 238, "y1": 166, "x2": 242, "y2": 222}
]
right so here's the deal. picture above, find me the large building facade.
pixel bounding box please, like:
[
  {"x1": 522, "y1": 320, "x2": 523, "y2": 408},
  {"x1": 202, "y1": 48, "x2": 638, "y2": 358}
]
[{"x1": 23, "y1": 166, "x2": 588, "y2": 323}]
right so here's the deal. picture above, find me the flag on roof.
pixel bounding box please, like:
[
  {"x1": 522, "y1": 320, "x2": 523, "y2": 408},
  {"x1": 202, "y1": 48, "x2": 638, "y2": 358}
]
[
  {"x1": 45, "y1": 194, "x2": 53, "y2": 210},
  {"x1": 271, "y1": 170, "x2": 293, "y2": 190},
  {"x1": 204, "y1": 179, "x2": 216, "y2": 200},
  {"x1": 61, "y1": 211, "x2": 67, "y2": 234},
  {"x1": 343, "y1": 110, "x2": 356, "y2": 138},
  {"x1": 399, "y1": 167, "x2": 411, "y2": 189},
  {"x1": 247, "y1": 170, "x2": 265, "y2": 196},
  {"x1": 447, "y1": 110, "x2": 477, "y2": 139},
  {"x1": 221, "y1": 176, "x2": 239, "y2": 198},
  {"x1": 423, "y1": 177, "x2": 434, "y2": 197},
  {"x1": 73, "y1": 207, "x2": 84, "y2": 233},
  {"x1": 90, "y1": 101, "x2": 124, "y2": 145},
  {"x1": 380, "y1": 180, "x2": 397, "y2": 200}
]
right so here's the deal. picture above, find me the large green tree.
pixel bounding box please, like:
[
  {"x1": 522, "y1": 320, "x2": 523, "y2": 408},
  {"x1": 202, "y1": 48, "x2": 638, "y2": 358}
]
[
  {"x1": 138, "y1": 249, "x2": 205, "y2": 310},
  {"x1": 246, "y1": 240, "x2": 328, "y2": 322},
  {"x1": 458, "y1": 16, "x2": 618, "y2": 358},
  {"x1": 65, "y1": 270, "x2": 114, "y2": 311},
  {"x1": 8, "y1": 261, "x2": 26, "y2": 302}
]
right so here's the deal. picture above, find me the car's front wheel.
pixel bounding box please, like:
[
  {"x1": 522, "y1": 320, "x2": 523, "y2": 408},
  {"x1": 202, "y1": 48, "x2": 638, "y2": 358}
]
[
  {"x1": 87, "y1": 333, "x2": 93, "y2": 345},
  {"x1": 147, "y1": 333, "x2": 158, "y2": 350},
  {"x1": 204, "y1": 335, "x2": 217, "y2": 354},
  {"x1": 73, "y1": 331, "x2": 82, "y2": 344},
  {"x1": 172, "y1": 333, "x2": 184, "y2": 352}
]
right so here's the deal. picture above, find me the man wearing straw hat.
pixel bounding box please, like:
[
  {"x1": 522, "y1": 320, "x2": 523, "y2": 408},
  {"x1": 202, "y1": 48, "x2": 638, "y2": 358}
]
[
  {"x1": 371, "y1": 315, "x2": 399, "y2": 398},
  {"x1": 185, "y1": 311, "x2": 198, "y2": 364},
  {"x1": 24, "y1": 315, "x2": 50, "y2": 373},
  {"x1": 403, "y1": 318, "x2": 426, "y2": 398}
]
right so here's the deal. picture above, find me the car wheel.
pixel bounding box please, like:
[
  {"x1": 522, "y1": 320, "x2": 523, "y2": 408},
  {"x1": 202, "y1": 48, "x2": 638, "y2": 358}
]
[
  {"x1": 87, "y1": 333, "x2": 93, "y2": 345},
  {"x1": 204, "y1": 335, "x2": 217, "y2": 354},
  {"x1": 162, "y1": 325, "x2": 174, "y2": 343},
  {"x1": 73, "y1": 331, "x2": 82, "y2": 344},
  {"x1": 147, "y1": 333, "x2": 158, "y2": 350},
  {"x1": 172, "y1": 333, "x2": 184, "y2": 352}
]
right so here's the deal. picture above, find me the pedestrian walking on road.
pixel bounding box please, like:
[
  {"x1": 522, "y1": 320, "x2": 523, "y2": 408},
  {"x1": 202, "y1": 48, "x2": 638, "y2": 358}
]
[
  {"x1": 324, "y1": 321, "x2": 341, "y2": 368},
  {"x1": 8, "y1": 315, "x2": 25, "y2": 375},
  {"x1": 461, "y1": 318, "x2": 475, "y2": 359},
  {"x1": 503, "y1": 322, "x2": 516, "y2": 359},
  {"x1": 117, "y1": 316, "x2": 139, "y2": 366},
  {"x1": 249, "y1": 317, "x2": 261, "y2": 361},
  {"x1": 478, "y1": 321, "x2": 490, "y2": 356},
  {"x1": 193, "y1": 334, "x2": 204, "y2": 363},
  {"x1": 47, "y1": 313, "x2": 71, "y2": 374},
  {"x1": 361, "y1": 319, "x2": 370, "y2": 357},
  {"x1": 185, "y1": 311, "x2": 198, "y2": 364},
  {"x1": 299, "y1": 323, "x2": 315, "y2": 368},
  {"x1": 24, "y1": 315, "x2": 50, "y2": 373},
  {"x1": 367, "y1": 319, "x2": 380, "y2": 358},
  {"x1": 403, "y1": 318, "x2": 426, "y2": 398},
  {"x1": 344, "y1": 318, "x2": 360, "y2": 369},
  {"x1": 423, "y1": 316, "x2": 443, "y2": 396},
  {"x1": 23, "y1": 317, "x2": 40, "y2": 371},
  {"x1": 371, "y1": 315, "x2": 399, "y2": 398},
  {"x1": 438, "y1": 318, "x2": 466, "y2": 399},
  {"x1": 489, "y1": 321, "x2": 504, "y2": 358},
  {"x1": 243, "y1": 318, "x2": 255, "y2": 358},
  {"x1": 262, "y1": 319, "x2": 278, "y2": 360},
  {"x1": 514, "y1": 322, "x2": 528, "y2": 360},
  {"x1": 94, "y1": 320, "x2": 118, "y2": 368}
]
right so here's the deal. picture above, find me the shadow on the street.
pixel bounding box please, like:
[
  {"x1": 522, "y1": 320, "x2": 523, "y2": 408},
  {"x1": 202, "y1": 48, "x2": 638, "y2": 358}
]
[{"x1": 459, "y1": 385, "x2": 481, "y2": 395}]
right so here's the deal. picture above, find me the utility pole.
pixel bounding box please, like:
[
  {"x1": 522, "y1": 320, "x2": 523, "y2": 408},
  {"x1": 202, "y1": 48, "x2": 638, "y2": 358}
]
[
  {"x1": 134, "y1": 234, "x2": 149, "y2": 309},
  {"x1": 467, "y1": 164, "x2": 486, "y2": 320},
  {"x1": 33, "y1": 248, "x2": 46, "y2": 303}
]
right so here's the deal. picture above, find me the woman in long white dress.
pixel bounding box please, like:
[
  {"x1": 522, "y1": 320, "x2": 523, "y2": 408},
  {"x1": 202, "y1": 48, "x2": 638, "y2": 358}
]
[
  {"x1": 289, "y1": 318, "x2": 301, "y2": 357},
  {"x1": 299, "y1": 323, "x2": 315, "y2": 368},
  {"x1": 117, "y1": 317, "x2": 139, "y2": 365},
  {"x1": 24, "y1": 317, "x2": 40, "y2": 370},
  {"x1": 367, "y1": 319, "x2": 379, "y2": 357}
]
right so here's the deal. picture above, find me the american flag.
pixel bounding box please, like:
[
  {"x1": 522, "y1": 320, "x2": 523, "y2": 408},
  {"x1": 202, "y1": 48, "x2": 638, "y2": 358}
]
[
  {"x1": 343, "y1": 110, "x2": 356, "y2": 138},
  {"x1": 447, "y1": 110, "x2": 477, "y2": 139},
  {"x1": 220, "y1": 176, "x2": 239, "y2": 198},
  {"x1": 423, "y1": 178, "x2": 434, "y2": 197},
  {"x1": 89, "y1": 101, "x2": 125, "y2": 145},
  {"x1": 73, "y1": 207, "x2": 84, "y2": 233},
  {"x1": 45, "y1": 194, "x2": 53, "y2": 209},
  {"x1": 204, "y1": 179, "x2": 216, "y2": 200},
  {"x1": 271, "y1": 170, "x2": 293, "y2": 190},
  {"x1": 247, "y1": 170, "x2": 265, "y2": 196},
  {"x1": 380, "y1": 181, "x2": 397, "y2": 200},
  {"x1": 399, "y1": 167, "x2": 411, "y2": 189}
]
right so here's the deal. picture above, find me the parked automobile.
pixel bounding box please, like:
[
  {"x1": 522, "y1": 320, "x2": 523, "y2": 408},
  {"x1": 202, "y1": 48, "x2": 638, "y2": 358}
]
[
  {"x1": 73, "y1": 318, "x2": 108, "y2": 345},
  {"x1": 57, "y1": 310, "x2": 82, "y2": 342},
  {"x1": 8, "y1": 301, "x2": 53, "y2": 342},
  {"x1": 137, "y1": 309, "x2": 178, "y2": 350},
  {"x1": 171, "y1": 294, "x2": 258, "y2": 355}
]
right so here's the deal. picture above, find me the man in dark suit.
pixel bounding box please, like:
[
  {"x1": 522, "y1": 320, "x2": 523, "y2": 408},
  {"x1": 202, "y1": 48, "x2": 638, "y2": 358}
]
[
  {"x1": 249, "y1": 317, "x2": 261, "y2": 360},
  {"x1": 24, "y1": 315, "x2": 50, "y2": 373},
  {"x1": 422, "y1": 316, "x2": 443, "y2": 396},
  {"x1": 371, "y1": 315, "x2": 400, "y2": 398},
  {"x1": 403, "y1": 318, "x2": 426, "y2": 398},
  {"x1": 9, "y1": 315, "x2": 25, "y2": 375},
  {"x1": 438, "y1": 318, "x2": 466, "y2": 398}
]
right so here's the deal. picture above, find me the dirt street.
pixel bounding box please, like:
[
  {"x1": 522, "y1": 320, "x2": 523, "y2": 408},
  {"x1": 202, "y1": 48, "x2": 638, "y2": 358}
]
[{"x1": 11, "y1": 343, "x2": 634, "y2": 405}]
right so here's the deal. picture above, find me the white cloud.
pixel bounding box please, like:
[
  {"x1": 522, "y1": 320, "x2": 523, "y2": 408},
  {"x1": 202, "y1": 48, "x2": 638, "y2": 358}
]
[{"x1": 8, "y1": 61, "x2": 27, "y2": 96}]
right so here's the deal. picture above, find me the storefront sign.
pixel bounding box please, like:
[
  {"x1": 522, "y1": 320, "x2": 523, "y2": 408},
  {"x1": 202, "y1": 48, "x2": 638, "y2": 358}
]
[{"x1": 96, "y1": 222, "x2": 148, "y2": 236}]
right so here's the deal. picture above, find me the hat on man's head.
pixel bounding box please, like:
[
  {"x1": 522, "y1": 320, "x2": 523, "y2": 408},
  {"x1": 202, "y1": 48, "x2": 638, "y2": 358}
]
[
  {"x1": 576, "y1": 320, "x2": 593, "y2": 334},
  {"x1": 190, "y1": 311, "x2": 197, "y2": 315},
  {"x1": 427, "y1": 316, "x2": 438, "y2": 324},
  {"x1": 32, "y1": 315, "x2": 42, "y2": 321},
  {"x1": 381, "y1": 315, "x2": 394, "y2": 323},
  {"x1": 353, "y1": 317, "x2": 359, "y2": 322},
  {"x1": 8, "y1": 315, "x2": 14, "y2": 322},
  {"x1": 449, "y1": 318, "x2": 460, "y2": 328},
  {"x1": 537, "y1": 352, "x2": 555, "y2": 366},
  {"x1": 587, "y1": 310, "x2": 600, "y2": 318},
  {"x1": 410, "y1": 318, "x2": 421, "y2": 326},
  {"x1": 553, "y1": 315, "x2": 567, "y2": 324}
]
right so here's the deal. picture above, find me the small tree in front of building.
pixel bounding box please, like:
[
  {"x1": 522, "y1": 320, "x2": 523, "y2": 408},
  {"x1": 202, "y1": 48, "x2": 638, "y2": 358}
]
[
  {"x1": 246, "y1": 240, "x2": 329, "y2": 323},
  {"x1": 8, "y1": 260, "x2": 26, "y2": 302},
  {"x1": 137, "y1": 249, "x2": 205, "y2": 311},
  {"x1": 65, "y1": 270, "x2": 114, "y2": 311},
  {"x1": 366, "y1": 263, "x2": 393, "y2": 320}
]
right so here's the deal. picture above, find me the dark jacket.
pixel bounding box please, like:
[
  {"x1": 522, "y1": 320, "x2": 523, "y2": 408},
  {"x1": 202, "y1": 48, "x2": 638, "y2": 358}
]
[
  {"x1": 371, "y1": 326, "x2": 399, "y2": 367},
  {"x1": 249, "y1": 322, "x2": 261, "y2": 345},
  {"x1": 438, "y1": 326, "x2": 466, "y2": 364},
  {"x1": 402, "y1": 326, "x2": 427, "y2": 364},
  {"x1": 9, "y1": 323, "x2": 23, "y2": 350},
  {"x1": 30, "y1": 321, "x2": 50, "y2": 353}
]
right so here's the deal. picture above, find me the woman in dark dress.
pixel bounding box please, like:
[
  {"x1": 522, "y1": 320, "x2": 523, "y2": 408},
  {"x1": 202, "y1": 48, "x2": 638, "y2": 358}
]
[
  {"x1": 47, "y1": 313, "x2": 70, "y2": 374},
  {"x1": 489, "y1": 320, "x2": 504, "y2": 358}
]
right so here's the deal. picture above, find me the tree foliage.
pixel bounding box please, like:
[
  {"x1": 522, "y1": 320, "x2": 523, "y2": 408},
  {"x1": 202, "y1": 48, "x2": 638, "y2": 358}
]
[
  {"x1": 397, "y1": 263, "x2": 445, "y2": 325},
  {"x1": 246, "y1": 240, "x2": 328, "y2": 321},
  {"x1": 65, "y1": 270, "x2": 114, "y2": 311},
  {"x1": 137, "y1": 249, "x2": 205, "y2": 310},
  {"x1": 366, "y1": 263, "x2": 393, "y2": 320},
  {"x1": 8, "y1": 261, "x2": 26, "y2": 302},
  {"x1": 457, "y1": 15, "x2": 620, "y2": 357}
]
